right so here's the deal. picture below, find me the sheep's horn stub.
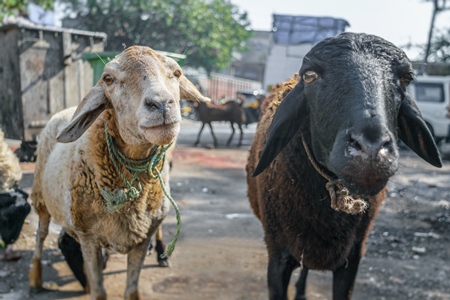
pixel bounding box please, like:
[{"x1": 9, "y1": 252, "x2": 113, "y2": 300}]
[
  {"x1": 198, "y1": 96, "x2": 211, "y2": 102},
  {"x1": 182, "y1": 93, "x2": 210, "y2": 103},
  {"x1": 179, "y1": 75, "x2": 211, "y2": 102}
]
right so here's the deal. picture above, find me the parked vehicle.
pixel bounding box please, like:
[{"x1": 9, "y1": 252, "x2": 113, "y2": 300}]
[
  {"x1": 408, "y1": 75, "x2": 450, "y2": 143},
  {"x1": 180, "y1": 100, "x2": 198, "y2": 121},
  {"x1": 236, "y1": 89, "x2": 266, "y2": 125}
]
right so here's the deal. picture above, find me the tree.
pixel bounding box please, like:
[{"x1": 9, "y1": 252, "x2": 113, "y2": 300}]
[
  {"x1": 0, "y1": 0, "x2": 53, "y2": 22},
  {"x1": 423, "y1": 0, "x2": 450, "y2": 62},
  {"x1": 60, "y1": 0, "x2": 252, "y2": 74},
  {"x1": 429, "y1": 29, "x2": 450, "y2": 62}
]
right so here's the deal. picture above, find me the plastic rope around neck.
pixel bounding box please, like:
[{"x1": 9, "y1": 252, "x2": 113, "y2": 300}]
[{"x1": 100, "y1": 122, "x2": 180, "y2": 257}]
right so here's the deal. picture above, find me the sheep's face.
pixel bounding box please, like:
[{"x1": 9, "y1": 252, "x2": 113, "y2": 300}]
[
  {"x1": 101, "y1": 47, "x2": 185, "y2": 145},
  {"x1": 302, "y1": 34, "x2": 411, "y2": 195},
  {"x1": 254, "y1": 33, "x2": 441, "y2": 197},
  {"x1": 302, "y1": 34, "x2": 442, "y2": 196},
  {"x1": 57, "y1": 46, "x2": 209, "y2": 145}
]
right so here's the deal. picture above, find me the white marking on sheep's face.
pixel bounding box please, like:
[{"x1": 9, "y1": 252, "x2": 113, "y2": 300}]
[{"x1": 101, "y1": 48, "x2": 182, "y2": 146}]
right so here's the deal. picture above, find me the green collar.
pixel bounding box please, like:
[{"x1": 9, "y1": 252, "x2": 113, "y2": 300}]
[{"x1": 100, "y1": 122, "x2": 180, "y2": 258}]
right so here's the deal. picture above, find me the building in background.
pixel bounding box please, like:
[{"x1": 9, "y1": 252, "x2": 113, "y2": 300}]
[
  {"x1": 221, "y1": 30, "x2": 272, "y2": 84},
  {"x1": 263, "y1": 14, "x2": 349, "y2": 91},
  {"x1": 219, "y1": 14, "x2": 350, "y2": 92}
]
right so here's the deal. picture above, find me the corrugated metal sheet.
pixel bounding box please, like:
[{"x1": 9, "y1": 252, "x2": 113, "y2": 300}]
[
  {"x1": 272, "y1": 14, "x2": 349, "y2": 45},
  {"x1": 0, "y1": 24, "x2": 106, "y2": 142},
  {"x1": 0, "y1": 26, "x2": 22, "y2": 141}
]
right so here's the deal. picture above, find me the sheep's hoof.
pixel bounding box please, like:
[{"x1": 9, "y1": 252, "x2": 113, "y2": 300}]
[
  {"x1": 158, "y1": 258, "x2": 171, "y2": 268},
  {"x1": 147, "y1": 241, "x2": 153, "y2": 256},
  {"x1": 125, "y1": 290, "x2": 139, "y2": 300},
  {"x1": 29, "y1": 286, "x2": 44, "y2": 294},
  {"x1": 28, "y1": 258, "x2": 43, "y2": 290}
]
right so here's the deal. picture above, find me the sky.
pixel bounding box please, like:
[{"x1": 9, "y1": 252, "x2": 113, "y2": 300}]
[{"x1": 230, "y1": 0, "x2": 450, "y2": 60}]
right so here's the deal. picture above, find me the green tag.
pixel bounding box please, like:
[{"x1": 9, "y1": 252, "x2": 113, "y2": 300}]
[{"x1": 100, "y1": 188, "x2": 129, "y2": 213}]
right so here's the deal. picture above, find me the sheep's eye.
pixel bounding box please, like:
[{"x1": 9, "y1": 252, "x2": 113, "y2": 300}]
[
  {"x1": 302, "y1": 70, "x2": 318, "y2": 83},
  {"x1": 103, "y1": 75, "x2": 114, "y2": 85},
  {"x1": 174, "y1": 69, "x2": 182, "y2": 78},
  {"x1": 400, "y1": 74, "x2": 413, "y2": 87}
]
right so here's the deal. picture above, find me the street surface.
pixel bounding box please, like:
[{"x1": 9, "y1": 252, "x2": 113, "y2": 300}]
[{"x1": 1, "y1": 119, "x2": 450, "y2": 300}]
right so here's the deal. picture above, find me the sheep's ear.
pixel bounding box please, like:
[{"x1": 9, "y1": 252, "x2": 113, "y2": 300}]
[
  {"x1": 57, "y1": 85, "x2": 108, "y2": 143},
  {"x1": 252, "y1": 82, "x2": 306, "y2": 176},
  {"x1": 398, "y1": 94, "x2": 442, "y2": 167},
  {"x1": 179, "y1": 74, "x2": 211, "y2": 102}
]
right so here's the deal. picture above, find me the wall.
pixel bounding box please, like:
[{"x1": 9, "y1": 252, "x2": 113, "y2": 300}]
[
  {"x1": 0, "y1": 25, "x2": 105, "y2": 141},
  {"x1": 0, "y1": 27, "x2": 23, "y2": 140},
  {"x1": 263, "y1": 43, "x2": 312, "y2": 91},
  {"x1": 208, "y1": 73, "x2": 262, "y2": 102}
]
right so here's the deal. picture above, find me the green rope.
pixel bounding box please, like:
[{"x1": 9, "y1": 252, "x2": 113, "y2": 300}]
[
  {"x1": 147, "y1": 165, "x2": 181, "y2": 258},
  {"x1": 100, "y1": 122, "x2": 181, "y2": 258}
]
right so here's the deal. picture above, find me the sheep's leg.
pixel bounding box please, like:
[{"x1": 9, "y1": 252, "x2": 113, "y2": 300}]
[
  {"x1": 237, "y1": 123, "x2": 244, "y2": 147},
  {"x1": 207, "y1": 123, "x2": 218, "y2": 148},
  {"x1": 124, "y1": 233, "x2": 153, "y2": 300},
  {"x1": 155, "y1": 224, "x2": 170, "y2": 267},
  {"x1": 267, "y1": 248, "x2": 300, "y2": 300},
  {"x1": 226, "y1": 122, "x2": 235, "y2": 146},
  {"x1": 294, "y1": 267, "x2": 309, "y2": 300},
  {"x1": 194, "y1": 123, "x2": 205, "y2": 146},
  {"x1": 332, "y1": 242, "x2": 362, "y2": 300},
  {"x1": 29, "y1": 211, "x2": 51, "y2": 290},
  {"x1": 58, "y1": 229, "x2": 88, "y2": 289},
  {"x1": 79, "y1": 238, "x2": 106, "y2": 300}
]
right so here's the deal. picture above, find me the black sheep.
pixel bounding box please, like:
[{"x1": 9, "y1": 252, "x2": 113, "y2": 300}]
[
  {"x1": 193, "y1": 100, "x2": 246, "y2": 147},
  {"x1": 246, "y1": 33, "x2": 442, "y2": 299},
  {"x1": 58, "y1": 228, "x2": 109, "y2": 289},
  {"x1": 0, "y1": 188, "x2": 30, "y2": 261},
  {"x1": 58, "y1": 225, "x2": 167, "y2": 289}
]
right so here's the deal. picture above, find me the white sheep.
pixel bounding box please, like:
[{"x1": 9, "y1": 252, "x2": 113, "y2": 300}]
[
  {"x1": 28, "y1": 45, "x2": 210, "y2": 300},
  {"x1": 0, "y1": 129, "x2": 22, "y2": 192},
  {"x1": 0, "y1": 128, "x2": 31, "y2": 261}
]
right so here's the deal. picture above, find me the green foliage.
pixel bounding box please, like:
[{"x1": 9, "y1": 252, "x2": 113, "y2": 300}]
[
  {"x1": 430, "y1": 29, "x2": 450, "y2": 62},
  {"x1": 0, "y1": 0, "x2": 53, "y2": 23},
  {"x1": 60, "y1": 0, "x2": 252, "y2": 74}
]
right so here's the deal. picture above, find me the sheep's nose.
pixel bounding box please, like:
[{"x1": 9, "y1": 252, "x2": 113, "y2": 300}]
[
  {"x1": 348, "y1": 133, "x2": 393, "y2": 161},
  {"x1": 145, "y1": 98, "x2": 175, "y2": 117}
]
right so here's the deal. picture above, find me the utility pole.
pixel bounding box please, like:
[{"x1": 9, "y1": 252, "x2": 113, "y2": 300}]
[
  {"x1": 425, "y1": 0, "x2": 440, "y2": 63},
  {"x1": 423, "y1": 0, "x2": 449, "y2": 73}
]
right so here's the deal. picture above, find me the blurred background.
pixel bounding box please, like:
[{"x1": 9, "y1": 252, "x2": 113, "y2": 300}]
[
  {"x1": 1, "y1": 1, "x2": 450, "y2": 300},
  {"x1": 1, "y1": 0, "x2": 450, "y2": 156}
]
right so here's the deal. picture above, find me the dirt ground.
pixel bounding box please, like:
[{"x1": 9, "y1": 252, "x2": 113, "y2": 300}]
[{"x1": 1, "y1": 120, "x2": 450, "y2": 300}]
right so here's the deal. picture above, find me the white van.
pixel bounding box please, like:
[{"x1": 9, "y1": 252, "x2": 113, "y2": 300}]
[{"x1": 408, "y1": 75, "x2": 450, "y2": 143}]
